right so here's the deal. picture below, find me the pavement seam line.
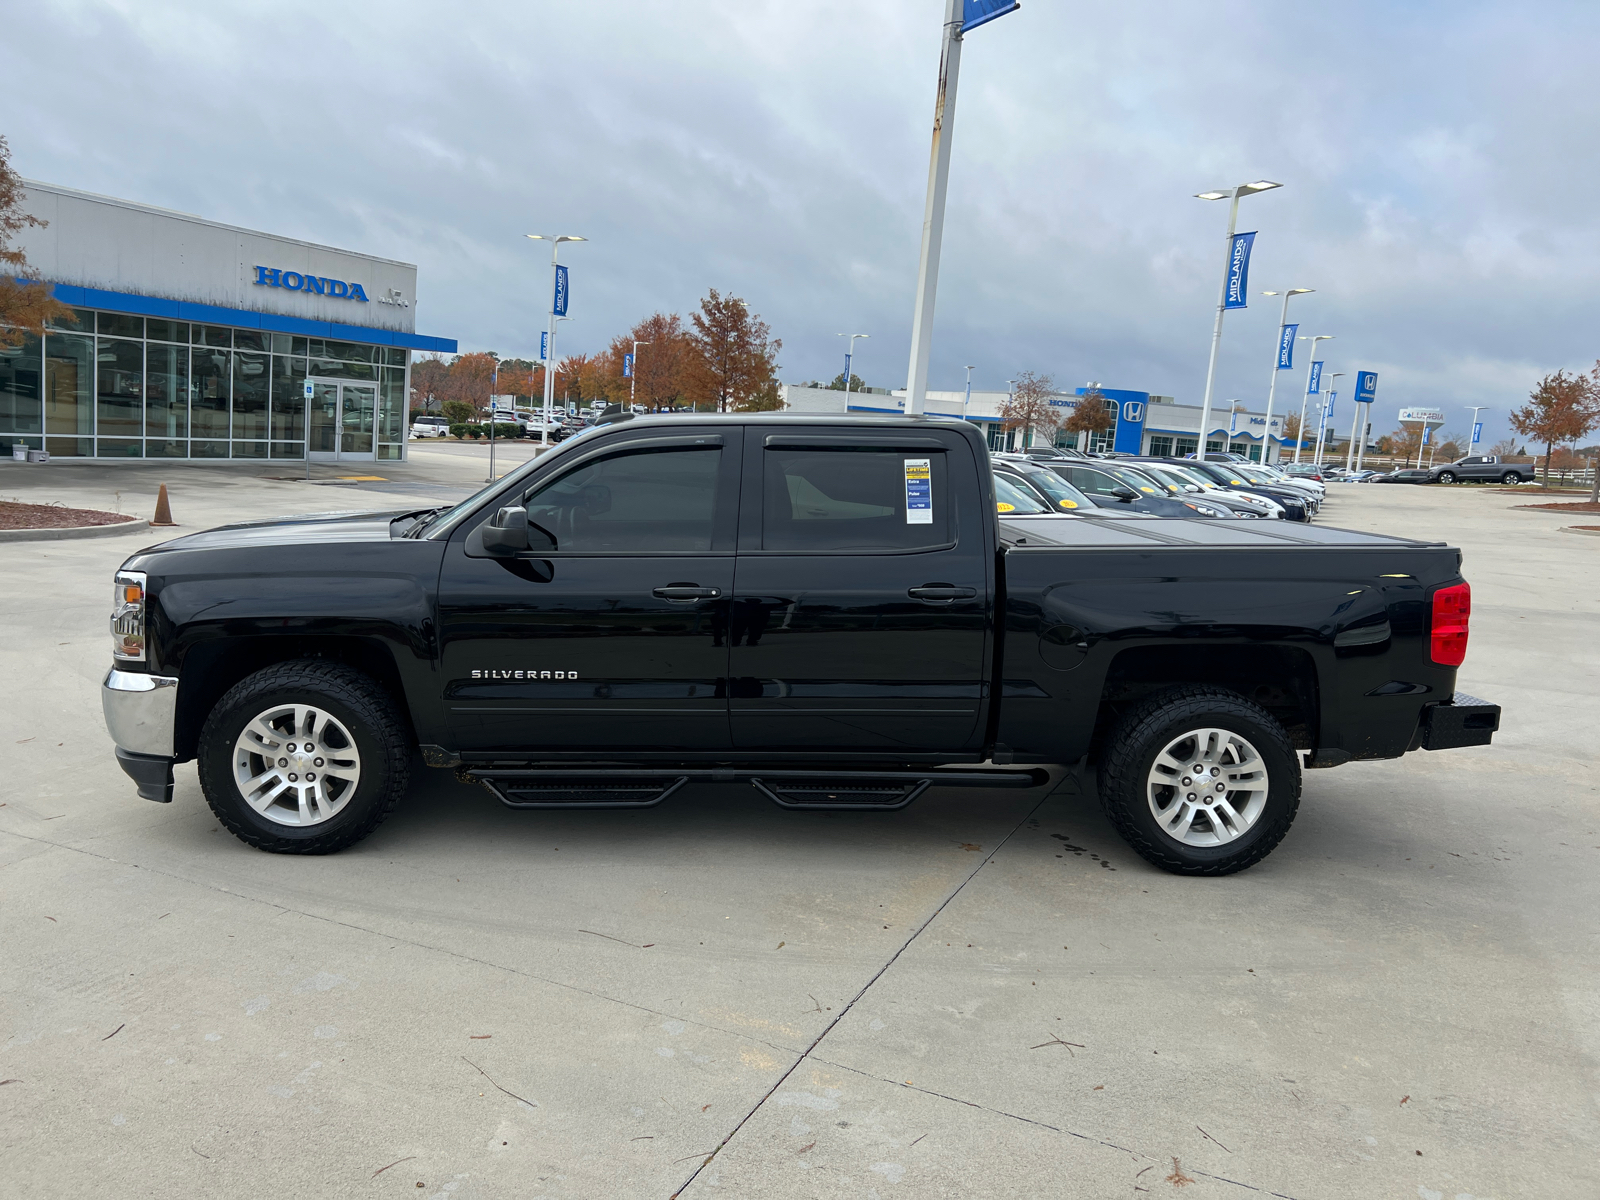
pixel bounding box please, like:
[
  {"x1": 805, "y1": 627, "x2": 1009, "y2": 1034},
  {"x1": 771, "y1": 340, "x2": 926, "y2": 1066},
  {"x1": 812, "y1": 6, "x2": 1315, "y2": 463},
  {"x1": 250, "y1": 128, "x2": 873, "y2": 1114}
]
[
  {"x1": 0, "y1": 826, "x2": 802, "y2": 1058},
  {"x1": 806, "y1": 1056, "x2": 1305, "y2": 1200},
  {"x1": 668, "y1": 796, "x2": 1050, "y2": 1199}
]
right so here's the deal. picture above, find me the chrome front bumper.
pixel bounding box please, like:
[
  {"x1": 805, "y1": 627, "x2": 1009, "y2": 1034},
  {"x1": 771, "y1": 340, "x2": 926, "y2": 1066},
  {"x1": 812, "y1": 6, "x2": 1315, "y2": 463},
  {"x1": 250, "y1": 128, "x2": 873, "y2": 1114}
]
[{"x1": 103, "y1": 668, "x2": 178, "y2": 757}]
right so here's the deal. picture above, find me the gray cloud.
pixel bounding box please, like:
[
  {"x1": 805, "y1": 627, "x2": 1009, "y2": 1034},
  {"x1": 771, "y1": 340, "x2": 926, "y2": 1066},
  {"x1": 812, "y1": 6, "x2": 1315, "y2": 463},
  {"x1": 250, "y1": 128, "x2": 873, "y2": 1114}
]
[{"x1": 5, "y1": 0, "x2": 1597, "y2": 445}]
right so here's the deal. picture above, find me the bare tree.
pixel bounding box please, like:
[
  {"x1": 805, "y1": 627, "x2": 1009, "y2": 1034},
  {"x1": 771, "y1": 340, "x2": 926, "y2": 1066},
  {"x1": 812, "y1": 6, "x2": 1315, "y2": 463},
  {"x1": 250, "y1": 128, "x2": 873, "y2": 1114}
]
[
  {"x1": 0, "y1": 135, "x2": 74, "y2": 350},
  {"x1": 998, "y1": 371, "x2": 1062, "y2": 447},
  {"x1": 1061, "y1": 385, "x2": 1115, "y2": 450}
]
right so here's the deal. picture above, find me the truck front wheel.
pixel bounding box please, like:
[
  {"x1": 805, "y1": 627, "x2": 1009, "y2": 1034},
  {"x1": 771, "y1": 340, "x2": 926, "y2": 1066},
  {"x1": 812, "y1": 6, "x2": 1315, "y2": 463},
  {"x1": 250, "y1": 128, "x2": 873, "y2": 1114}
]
[
  {"x1": 1437, "y1": 471, "x2": 1457, "y2": 484},
  {"x1": 197, "y1": 661, "x2": 411, "y2": 854},
  {"x1": 1097, "y1": 687, "x2": 1301, "y2": 876}
]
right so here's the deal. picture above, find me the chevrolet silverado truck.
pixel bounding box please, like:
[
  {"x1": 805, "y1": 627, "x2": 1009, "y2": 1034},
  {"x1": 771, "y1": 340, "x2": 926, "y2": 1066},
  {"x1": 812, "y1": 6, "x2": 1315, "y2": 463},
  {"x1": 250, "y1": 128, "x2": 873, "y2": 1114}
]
[
  {"x1": 1428, "y1": 455, "x2": 1536, "y2": 485},
  {"x1": 102, "y1": 414, "x2": 1500, "y2": 875}
]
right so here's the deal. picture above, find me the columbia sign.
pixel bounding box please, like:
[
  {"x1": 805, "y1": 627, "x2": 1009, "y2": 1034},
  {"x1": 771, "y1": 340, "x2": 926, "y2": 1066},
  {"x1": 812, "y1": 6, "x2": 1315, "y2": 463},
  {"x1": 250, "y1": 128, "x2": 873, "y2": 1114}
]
[
  {"x1": 1397, "y1": 407, "x2": 1445, "y2": 424},
  {"x1": 253, "y1": 266, "x2": 370, "y2": 302}
]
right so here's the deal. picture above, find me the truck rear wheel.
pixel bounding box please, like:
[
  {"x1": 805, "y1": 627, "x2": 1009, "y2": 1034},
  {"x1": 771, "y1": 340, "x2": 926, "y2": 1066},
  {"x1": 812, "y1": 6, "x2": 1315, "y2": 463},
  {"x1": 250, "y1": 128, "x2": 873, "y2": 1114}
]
[
  {"x1": 1501, "y1": 472, "x2": 1519, "y2": 485},
  {"x1": 1097, "y1": 687, "x2": 1301, "y2": 876},
  {"x1": 197, "y1": 661, "x2": 411, "y2": 855}
]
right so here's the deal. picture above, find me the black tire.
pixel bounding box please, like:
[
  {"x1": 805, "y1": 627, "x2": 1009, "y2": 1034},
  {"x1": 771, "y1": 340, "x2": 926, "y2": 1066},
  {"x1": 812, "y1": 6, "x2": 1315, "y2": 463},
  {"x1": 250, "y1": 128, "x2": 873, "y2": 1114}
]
[
  {"x1": 1437, "y1": 471, "x2": 1457, "y2": 484},
  {"x1": 1501, "y1": 472, "x2": 1518, "y2": 485},
  {"x1": 1096, "y1": 686, "x2": 1302, "y2": 876},
  {"x1": 198, "y1": 661, "x2": 411, "y2": 854}
]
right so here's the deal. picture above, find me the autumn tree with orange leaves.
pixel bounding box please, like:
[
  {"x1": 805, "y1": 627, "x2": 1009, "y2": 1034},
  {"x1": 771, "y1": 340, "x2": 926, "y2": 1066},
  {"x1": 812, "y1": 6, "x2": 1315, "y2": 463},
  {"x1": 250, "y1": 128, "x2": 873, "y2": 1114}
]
[{"x1": 0, "y1": 135, "x2": 74, "y2": 350}]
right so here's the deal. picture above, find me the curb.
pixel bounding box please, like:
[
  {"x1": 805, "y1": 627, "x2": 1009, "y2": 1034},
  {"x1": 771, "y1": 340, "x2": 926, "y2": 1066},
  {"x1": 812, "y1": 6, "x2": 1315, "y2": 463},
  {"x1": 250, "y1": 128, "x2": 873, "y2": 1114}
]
[
  {"x1": 0, "y1": 516, "x2": 160, "y2": 543},
  {"x1": 1561, "y1": 526, "x2": 1600, "y2": 538}
]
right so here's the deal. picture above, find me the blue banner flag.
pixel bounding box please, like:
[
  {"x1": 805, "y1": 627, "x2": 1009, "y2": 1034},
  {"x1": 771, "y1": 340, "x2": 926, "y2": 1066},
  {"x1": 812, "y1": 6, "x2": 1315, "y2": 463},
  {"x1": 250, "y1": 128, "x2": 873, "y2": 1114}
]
[
  {"x1": 1308, "y1": 360, "x2": 1323, "y2": 395},
  {"x1": 1472, "y1": 421, "x2": 1483, "y2": 446},
  {"x1": 1224, "y1": 231, "x2": 1256, "y2": 309},
  {"x1": 623, "y1": 353, "x2": 633, "y2": 378},
  {"x1": 962, "y1": 0, "x2": 1019, "y2": 33},
  {"x1": 1277, "y1": 323, "x2": 1298, "y2": 369},
  {"x1": 539, "y1": 331, "x2": 548, "y2": 361},
  {"x1": 553, "y1": 264, "x2": 569, "y2": 316},
  {"x1": 1423, "y1": 425, "x2": 1431, "y2": 445},
  {"x1": 1354, "y1": 370, "x2": 1378, "y2": 403}
]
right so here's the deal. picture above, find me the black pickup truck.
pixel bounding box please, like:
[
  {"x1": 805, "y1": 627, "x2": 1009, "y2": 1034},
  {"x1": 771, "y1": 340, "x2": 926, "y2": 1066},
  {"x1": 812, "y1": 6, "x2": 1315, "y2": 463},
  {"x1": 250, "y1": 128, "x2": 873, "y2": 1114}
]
[{"x1": 102, "y1": 415, "x2": 1499, "y2": 875}]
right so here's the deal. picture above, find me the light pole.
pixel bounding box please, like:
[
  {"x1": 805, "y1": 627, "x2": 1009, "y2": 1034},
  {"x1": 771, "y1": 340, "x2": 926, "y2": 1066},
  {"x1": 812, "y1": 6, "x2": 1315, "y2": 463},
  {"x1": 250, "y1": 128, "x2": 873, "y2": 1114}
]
[
  {"x1": 1346, "y1": 396, "x2": 1364, "y2": 471},
  {"x1": 963, "y1": 364, "x2": 975, "y2": 418},
  {"x1": 1466, "y1": 405, "x2": 1490, "y2": 455},
  {"x1": 1006, "y1": 379, "x2": 1019, "y2": 448},
  {"x1": 525, "y1": 233, "x2": 585, "y2": 439},
  {"x1": 1260, "y1": 288, "x2": 1313, "y2": 464},
  {"x1": 1193, "y1": 180, "x2": 1283, "y2": 458},
  {"x1": 630, "y1": 340, "x2": 651, "y2": 411},
  {"x1": 838, "y1": 333, "x2": 870, "y2": 402},
  {"x1": 1313, "y1": 373, "x2": 1343, "y2": 466},
  {"x1": 1293, "y1": 335, "x2": 1334, "y2": 462}
]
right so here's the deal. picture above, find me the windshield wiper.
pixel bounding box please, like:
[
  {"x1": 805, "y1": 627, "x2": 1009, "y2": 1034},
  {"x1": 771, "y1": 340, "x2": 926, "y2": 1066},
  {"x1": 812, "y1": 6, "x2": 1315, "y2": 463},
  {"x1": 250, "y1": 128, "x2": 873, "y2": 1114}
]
[{"x1": 398, "y1": 507, "x2": 446, "y2": 538}]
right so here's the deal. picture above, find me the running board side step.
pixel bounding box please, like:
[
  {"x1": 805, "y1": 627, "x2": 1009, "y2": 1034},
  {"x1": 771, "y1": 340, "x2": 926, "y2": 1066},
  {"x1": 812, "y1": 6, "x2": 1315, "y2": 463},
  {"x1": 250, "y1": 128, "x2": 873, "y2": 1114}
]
[{"x1": 462, "y1": 766, "x2": 1046, "y2": 812}]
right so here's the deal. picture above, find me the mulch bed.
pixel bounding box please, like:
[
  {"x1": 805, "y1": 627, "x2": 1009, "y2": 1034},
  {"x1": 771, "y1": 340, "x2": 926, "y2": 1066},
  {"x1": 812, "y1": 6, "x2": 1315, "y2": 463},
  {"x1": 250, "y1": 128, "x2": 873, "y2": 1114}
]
[
  {"x1": 1513, "y1": 501, "x2": 1600, "y2": 512},
  {"x1": 0, "y1": 500, "x2": 133, "y2": 530}
]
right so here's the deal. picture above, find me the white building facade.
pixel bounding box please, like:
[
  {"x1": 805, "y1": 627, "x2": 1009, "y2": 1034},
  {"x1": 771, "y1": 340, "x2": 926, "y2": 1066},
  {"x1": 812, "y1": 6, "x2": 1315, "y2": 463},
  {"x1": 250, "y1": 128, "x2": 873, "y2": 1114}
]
[{"x1": 2, "y1": 181, "x2": 457, "y2": 463}]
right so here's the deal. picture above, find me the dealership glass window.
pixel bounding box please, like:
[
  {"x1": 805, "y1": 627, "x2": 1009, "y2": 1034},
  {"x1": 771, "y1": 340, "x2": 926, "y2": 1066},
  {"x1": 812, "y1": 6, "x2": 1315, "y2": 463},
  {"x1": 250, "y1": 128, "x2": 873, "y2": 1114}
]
[
  {"x1": 307, "y1": 356, "x2": 377, "y2": 381},
  {"x1": 146, "y1": 318, "x2": 188, "y2": 344},
  {"x1": 44, "y1": 333, "x2": 94, "y2": 457},
  {"x1": 270, "y1": 355, "x2": 307, "y2": 457},
  {"x1": 1247, "y1": 444, "x2": 1263, "y2": 463},
  {"x1": 98, "y1": 312, "x2": 145, "y2": 340},
  {"x1": 232, "y1": 351, "x2": 270, "y2": 444},
  {"x1": 190, "y1": 347, "x2": 231, "y2": 450},
  {"x1": 377, "y1": 366, "x2": 405, "y2": 459},
  {"x1": 145, "y1": 342, "x2": 189, "y2": 448},
  {"x1": 233, "y1": 330, "x2": 268, "y2": 353},
  {"x1": 1174, "y1": 438, "x2": 1198, "y2": 457},
  {"x1": 96, "y1": 337, "x2": 145, "y2": 455},
  {"x1": 49, "y1": 307, "x2": 93, "y2": 332},
  {"x1": 270, "y1": 334, "x2": 310, "y2": 357},
  {"x1": 193, "y1": 324, "x2": 232, "y2": 349},
  {"x1": 382, "y1": 347, "x2": 406, "y2": 367},
  {"x1": 307, "y1": 338, "x2": 376, "y2": 364},
  {"x1": 1148, "y1": 435, "x2": 1174, "y2": 457},
  {"x1": 0, "y1": 334, "x2": 43, "y2": 437}
]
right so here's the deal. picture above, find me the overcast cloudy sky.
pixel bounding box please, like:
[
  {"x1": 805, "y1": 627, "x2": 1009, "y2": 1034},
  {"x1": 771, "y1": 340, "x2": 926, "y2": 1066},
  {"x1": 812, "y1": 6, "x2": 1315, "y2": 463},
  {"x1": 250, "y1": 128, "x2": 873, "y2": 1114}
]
[{"x1": 6, "y1": 0, "x2": 1598, "y2": 443}]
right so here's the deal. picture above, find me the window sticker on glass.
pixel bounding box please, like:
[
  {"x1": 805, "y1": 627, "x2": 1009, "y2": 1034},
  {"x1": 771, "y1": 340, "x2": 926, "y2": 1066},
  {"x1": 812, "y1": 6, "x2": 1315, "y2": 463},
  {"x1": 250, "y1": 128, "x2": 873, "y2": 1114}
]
[{"x1": 904, "y1": 457, "x2": 933, "y2": 524}]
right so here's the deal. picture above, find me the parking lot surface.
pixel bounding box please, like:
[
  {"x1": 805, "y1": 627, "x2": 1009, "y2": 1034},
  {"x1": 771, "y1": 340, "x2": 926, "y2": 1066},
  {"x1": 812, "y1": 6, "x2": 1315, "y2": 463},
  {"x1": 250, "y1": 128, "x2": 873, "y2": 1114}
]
[{"x1": 2, "y1": 461, "x2": 1596, "y2": 1198}]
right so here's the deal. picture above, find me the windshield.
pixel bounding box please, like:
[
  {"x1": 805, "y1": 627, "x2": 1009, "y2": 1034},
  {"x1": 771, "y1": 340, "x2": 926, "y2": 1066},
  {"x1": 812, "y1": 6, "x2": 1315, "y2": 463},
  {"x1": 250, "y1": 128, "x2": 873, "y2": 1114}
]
[
  {"x1": 1163, "y1": 465, "x2": 1216, "y2": 489},
  {"x1": 414, "y1": 450, "x2": 558, "y2": 538},
  {"x1": 994, "y1": 474, "x2": 1049, "y2": 514},
  {"x1": 1135, "y1": 465, "x2": 1191, "y2": 493},
  {"x1": 1015, "y1": 468, "x2": 1093, "y2": 510},
  {"x1": 1103, "y1": 464, "x2": 1165, "y2": 495}
]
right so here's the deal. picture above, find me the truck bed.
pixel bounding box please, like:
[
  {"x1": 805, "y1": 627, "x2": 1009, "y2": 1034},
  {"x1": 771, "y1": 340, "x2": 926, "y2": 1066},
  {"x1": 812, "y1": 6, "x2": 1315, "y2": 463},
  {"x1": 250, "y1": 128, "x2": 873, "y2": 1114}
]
[{"x1": 999, "y1": 515, "x2": 1444, "y2": 550}]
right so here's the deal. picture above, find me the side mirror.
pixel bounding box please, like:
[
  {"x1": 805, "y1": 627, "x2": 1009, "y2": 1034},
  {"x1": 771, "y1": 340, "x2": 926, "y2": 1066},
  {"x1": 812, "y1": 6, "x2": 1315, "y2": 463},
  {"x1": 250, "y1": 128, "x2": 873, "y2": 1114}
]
[
  {"x1": 1111, "y1": 487, "x2": 1139, "y2": 502},
  {"x1": 1184, "y1": 484, "x2": 1201, "y2": 493},
  {"x1": 482, "y1": 506, "x2": 530, "y2": 554}
]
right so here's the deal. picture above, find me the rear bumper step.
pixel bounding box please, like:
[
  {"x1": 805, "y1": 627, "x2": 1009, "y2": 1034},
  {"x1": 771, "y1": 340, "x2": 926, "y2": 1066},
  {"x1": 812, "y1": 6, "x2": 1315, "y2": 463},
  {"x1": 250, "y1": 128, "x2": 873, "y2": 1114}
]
[
  {"x1": 1420, "y1": 692, "x2": 1501, "y2": 750},
  {"x1": 461, "y1": 766, "x2": 1047, "y2": 812}
]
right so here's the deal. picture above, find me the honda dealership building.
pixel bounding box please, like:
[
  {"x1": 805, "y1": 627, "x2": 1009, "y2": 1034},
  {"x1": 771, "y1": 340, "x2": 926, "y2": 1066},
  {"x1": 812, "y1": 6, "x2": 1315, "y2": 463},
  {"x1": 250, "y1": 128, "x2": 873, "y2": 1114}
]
[{"x1": 2, "y1": 181, "x2": 456, "y2": 463}]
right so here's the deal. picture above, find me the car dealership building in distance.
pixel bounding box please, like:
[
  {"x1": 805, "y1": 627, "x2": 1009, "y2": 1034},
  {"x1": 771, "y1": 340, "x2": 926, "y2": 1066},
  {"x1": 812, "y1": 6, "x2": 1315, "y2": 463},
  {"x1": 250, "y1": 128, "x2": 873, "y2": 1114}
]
[
  {"x1": 780, "y1": 383, "x2": 1295, "y2": 460},
  {"x1": 2, "y1": 181, "x2": 456, "y2": 463}
]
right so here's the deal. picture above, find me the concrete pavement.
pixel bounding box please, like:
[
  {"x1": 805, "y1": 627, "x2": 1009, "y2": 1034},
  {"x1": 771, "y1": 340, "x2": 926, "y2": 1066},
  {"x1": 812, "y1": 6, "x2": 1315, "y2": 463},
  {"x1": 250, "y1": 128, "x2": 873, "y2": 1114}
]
[{"x1": 1, "y1": 468, "x2": 1595, "y2": 1198}]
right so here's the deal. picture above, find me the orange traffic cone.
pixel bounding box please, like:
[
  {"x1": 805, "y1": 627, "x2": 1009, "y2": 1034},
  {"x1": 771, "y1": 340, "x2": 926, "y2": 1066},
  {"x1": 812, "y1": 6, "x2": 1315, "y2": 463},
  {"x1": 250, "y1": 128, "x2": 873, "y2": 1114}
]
[{"x1": 150, "y1": 483, "x2": 177, "y2": 527}]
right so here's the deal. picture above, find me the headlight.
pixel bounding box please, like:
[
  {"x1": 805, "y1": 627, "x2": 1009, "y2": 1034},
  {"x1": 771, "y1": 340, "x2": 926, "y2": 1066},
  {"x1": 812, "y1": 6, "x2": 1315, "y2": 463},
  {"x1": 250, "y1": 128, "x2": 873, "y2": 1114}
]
[{"x1": 112, "y1": 570, "x2": 147, "y2": 661}]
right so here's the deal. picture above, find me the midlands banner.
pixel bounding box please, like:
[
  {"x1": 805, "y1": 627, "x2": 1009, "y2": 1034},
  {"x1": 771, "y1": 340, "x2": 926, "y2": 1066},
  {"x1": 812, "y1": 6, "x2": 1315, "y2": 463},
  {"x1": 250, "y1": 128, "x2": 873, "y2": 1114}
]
[
  {"x1": 623, "y1": 353, "x2": 633, "y2": 378},
  {"x1": 1277, "y1": 323, "x2": 1299, "y2": 369},
  {"x1": 1472, "y1": 421, "x2": 1483, "y2": 446},
  {"x1": 1224, "y1": 232, "x2": 1257, "y2": 309},
  {"x1": 962, "y1": 0, "x2": 1020, "y2": 33},
  {"x1": 1308, "y1": 360, "x2": 1324, "y2": 394},
  {"x1": 553, "y1": 265, "x2": 569, "y2": 316}
]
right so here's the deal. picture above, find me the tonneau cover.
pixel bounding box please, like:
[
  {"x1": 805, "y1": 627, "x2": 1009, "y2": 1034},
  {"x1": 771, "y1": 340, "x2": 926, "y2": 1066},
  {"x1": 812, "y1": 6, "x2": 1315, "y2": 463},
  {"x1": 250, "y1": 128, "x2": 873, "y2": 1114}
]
[{"x1": 998, "y1": 515, "x2": 1444, "y2": 550}]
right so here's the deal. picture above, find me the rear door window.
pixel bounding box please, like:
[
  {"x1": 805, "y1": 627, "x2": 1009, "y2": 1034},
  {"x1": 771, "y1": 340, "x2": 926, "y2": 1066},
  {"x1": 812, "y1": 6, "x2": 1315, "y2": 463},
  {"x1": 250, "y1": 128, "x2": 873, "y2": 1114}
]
[{"x1": 762, "y1": 448, "x2": 949, "y2": 551}]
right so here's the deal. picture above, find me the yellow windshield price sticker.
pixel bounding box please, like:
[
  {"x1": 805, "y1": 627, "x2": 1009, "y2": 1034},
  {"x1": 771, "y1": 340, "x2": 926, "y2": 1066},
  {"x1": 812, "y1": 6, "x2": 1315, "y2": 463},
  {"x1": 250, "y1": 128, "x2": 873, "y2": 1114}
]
[
  {"x1": 904, "y1": 458, "x2": 933, "y2": 525},
  {"x1": 996, "y1": 502, "x2": 1016, "y2": 512},
  {"x1": 1058, "y1": 499, "x2": 1077, "y2": 509}
]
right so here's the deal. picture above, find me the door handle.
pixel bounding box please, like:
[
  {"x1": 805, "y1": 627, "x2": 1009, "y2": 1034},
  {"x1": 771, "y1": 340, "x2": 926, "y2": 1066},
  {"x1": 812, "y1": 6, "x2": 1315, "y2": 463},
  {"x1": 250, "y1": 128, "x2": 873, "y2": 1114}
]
[
  {"x1": 653, "y1": 585, "x2": 722, "y2": 601},
  {"x1": 907, "y1": 585, "x2": 977, "y2": 602}
]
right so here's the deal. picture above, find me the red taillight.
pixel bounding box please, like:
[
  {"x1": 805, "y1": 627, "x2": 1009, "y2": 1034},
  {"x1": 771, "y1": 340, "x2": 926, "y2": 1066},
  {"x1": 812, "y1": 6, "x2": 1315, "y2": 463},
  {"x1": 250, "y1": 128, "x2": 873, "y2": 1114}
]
[{"x1": 1430, "y1": 582, "x2": 1471, "y2": 666}]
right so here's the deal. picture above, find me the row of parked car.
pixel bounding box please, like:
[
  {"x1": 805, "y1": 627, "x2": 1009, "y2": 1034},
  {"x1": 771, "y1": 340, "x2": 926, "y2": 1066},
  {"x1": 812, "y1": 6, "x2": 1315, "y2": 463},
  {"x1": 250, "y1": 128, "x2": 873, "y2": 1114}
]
[{"x1": 989, "y1": 447, "x2": 1325, "y2": 523}]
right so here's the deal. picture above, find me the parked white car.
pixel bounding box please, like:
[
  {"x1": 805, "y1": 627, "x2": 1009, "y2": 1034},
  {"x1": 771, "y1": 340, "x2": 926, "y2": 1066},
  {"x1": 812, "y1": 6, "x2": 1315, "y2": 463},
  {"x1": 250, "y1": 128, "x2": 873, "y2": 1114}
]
[{"x1": 411, "y1": 415, "x2": 450, "y2": 438}]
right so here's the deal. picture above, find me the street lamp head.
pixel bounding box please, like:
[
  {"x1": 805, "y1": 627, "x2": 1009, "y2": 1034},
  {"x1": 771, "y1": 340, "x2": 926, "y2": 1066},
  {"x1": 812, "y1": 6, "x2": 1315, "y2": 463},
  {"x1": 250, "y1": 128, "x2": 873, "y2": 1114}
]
[
  {"x1": 1297, "y1": 334, "x2": 1334, "y2": 342},
  {"x1": 1244, "y1": 180, "x2": 1282, "y2": 192},
  {"x1": 1263, "y1": 288, "x2": 1314, "y2": 297},
  {"x1": 525, "y1": 234, "x2": 587, "y2": 244},
  {"x1": 1194, "y1": 191, "x2": 1229, "y2": 201},
  {"x1": 1196, "y1": 181, "x2": 1282, "y2": 201}
]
